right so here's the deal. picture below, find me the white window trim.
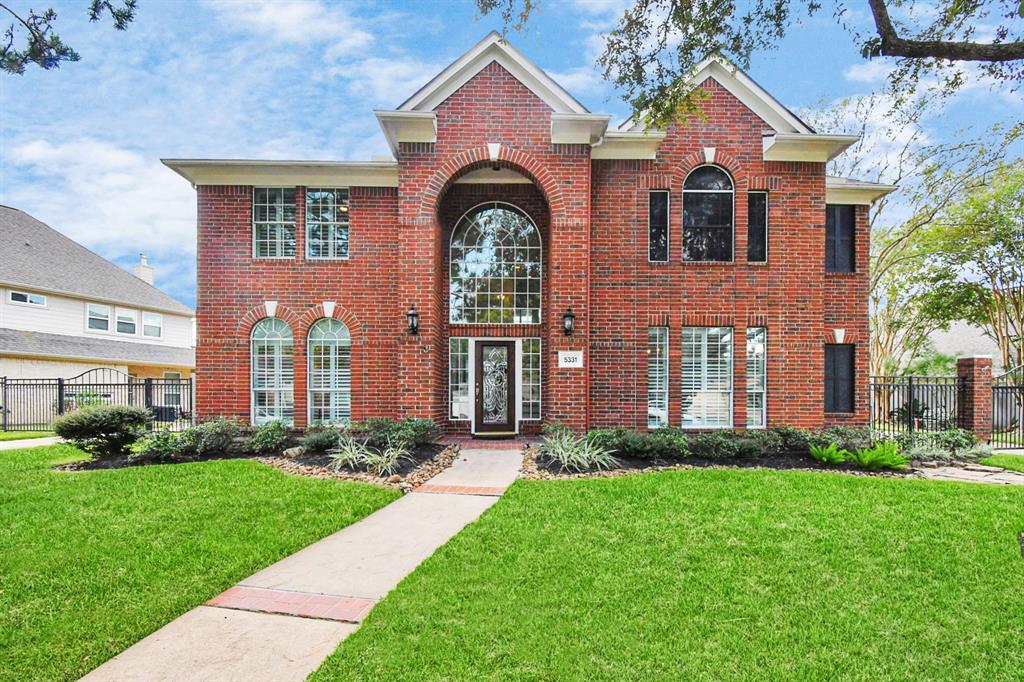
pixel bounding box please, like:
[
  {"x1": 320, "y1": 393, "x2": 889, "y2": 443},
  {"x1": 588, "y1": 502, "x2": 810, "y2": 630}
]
[
  {"x1": 521, "y1": 337, "x2": 542, "y2": 421},
  {"x1": 250, "y1": 318, "x2": 295, "y2": 426},
  {"x1": 648, "y1": 190, "x2": 670, "y2": 264},
  {"x1": 7, "y1": 290, "x2": 47, "y2": 308},
  {"x1": 747, "y1": 190, "x2": 769, "y2": 264},
  {"x1": 449, "y1": 338, "x2": 471, "y2": 421},
  {"x1": 746, "y1": 327, "x2": 767, "y2": 429},
  {"x1": 681, "y1": 326, "x2": 734, "y2": 429},
  {"x1": 648, "y1": 327, "x2": 669, "y2": 429},
  {"x1": 682, "y1": 164, "x2": 736, "y2": 264},
  {"x1": 306, "y1": 188, "x2": 351, "y2": 261},
  {"x1": 451, "y1": 337, "x2": 541, "y2": 434},
  {"x1": 85, "y1": 303, "x2": 111, "y2": 333},
  {"x1": 142, "y1": 311, "x2": 164, "y2": 340},
  {"x1": 115, "y1": 308, "x2": 138, "y2": 336},
  {"x1": 252, "y1": 186, "x2": 297, "y2": 260},
  {"x1": 163, "y1": 372, "x2": 183, "y2": 407},
  {"x1": 306, "y1": 319, "x2": 353, "y2": 425}
]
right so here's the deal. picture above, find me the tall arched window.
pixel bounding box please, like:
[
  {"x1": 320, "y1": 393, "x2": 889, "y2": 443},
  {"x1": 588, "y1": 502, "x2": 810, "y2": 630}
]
[
  {"x1": 308, "y1": 318, "x2": 351, "y2": 424},
  {"x1": 450, "y1": 202, "x2": 541, "y2": 324},
  {"x1": 683, "y1": 166, "x2": 734, "y2": 262},
  {"x1": 251, "y1": 318, "x2": 294, "y2": 425}
]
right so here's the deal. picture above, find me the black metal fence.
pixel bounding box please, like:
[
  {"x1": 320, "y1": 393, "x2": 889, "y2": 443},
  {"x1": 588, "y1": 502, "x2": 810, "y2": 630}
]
[
  {"x1": 993, "y1": 366, "x2": 1024, "y2": 450},
  {"x1": 1, "y1": 368, "x2": 193, "y2": 432},
  {"x1": 870, "y1": 375, "x2": 965, "y2": 436}
]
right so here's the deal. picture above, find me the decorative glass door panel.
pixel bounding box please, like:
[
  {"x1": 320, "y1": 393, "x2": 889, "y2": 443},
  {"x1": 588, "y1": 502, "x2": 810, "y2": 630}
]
[{"x1": 474, "y1": 341, "x2": 516, "y2": 433}]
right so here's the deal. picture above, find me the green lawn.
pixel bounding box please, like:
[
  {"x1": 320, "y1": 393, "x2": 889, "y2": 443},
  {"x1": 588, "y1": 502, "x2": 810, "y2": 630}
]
[
  {"x1": 981, "y1": 453, "x2": 1024, "y2": 473},
  {"x1": 0, "y1": 445, "x2": 399, "y2": 682},
  {"x1": 0, "y1": 430, "x2": 53, "y2": 441},
  {"x1": 316, "y1": 468, "x2": 1024, "y2": 681}
]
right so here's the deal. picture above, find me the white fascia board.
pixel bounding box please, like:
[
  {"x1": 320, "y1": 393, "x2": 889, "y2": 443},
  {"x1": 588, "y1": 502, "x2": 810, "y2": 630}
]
[
  {"x1": 591, "y1": 130, "x2": 667, "y2": 159},
  {"x1": 551, "y1": 113, "x2": 611, "y2": 144},
  {"x1": 762, "y1": 133, "x2": 861, "y2": 162},
  {"x1": 398, "y1": 32, "x2": 589, "y2": 115},
  {"x1": 375, "y1": 110, "x2": 438, "y2": 157},
  {"x1": 825, "y1": 177, "x2": 897, "y2": 205},
  {"x1": 161, "y1": 159, "x2": 399, "y2": 188}
]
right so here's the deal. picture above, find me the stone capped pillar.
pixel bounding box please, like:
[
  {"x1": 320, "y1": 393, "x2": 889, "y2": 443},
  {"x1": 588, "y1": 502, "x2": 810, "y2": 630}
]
[{"x1": 957, "y1": 355, "x2": 993, "y2": 443}]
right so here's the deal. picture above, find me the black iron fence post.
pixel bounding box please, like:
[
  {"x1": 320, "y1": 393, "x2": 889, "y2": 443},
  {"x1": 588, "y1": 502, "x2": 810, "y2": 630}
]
[
  {"x1": 907, "y1": 375, "x2": 915, "y2": 436},
  {"x1": 1, "y1": 376, "x2": 7, "y2": 431},
  {"x1": 144, "y1": 378, "x2": 154, "y2": 411},
  {"x1": 56, "y1": 378, "x2": 65, "y2": 415}
]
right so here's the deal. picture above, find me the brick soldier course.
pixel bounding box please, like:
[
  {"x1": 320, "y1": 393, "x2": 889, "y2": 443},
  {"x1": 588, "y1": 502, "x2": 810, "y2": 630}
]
[{"x1": 165, "y1": 33, "x2": 895, "y2": 436}]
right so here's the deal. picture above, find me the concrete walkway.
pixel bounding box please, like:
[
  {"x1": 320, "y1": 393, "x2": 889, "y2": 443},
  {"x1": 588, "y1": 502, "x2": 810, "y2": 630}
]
[
  {"x1": 82, "y1": 447, "x2": 522, "y2": 682},
  {"x1": 0, "y1": 436, "x2": 60, "y2": 450}
]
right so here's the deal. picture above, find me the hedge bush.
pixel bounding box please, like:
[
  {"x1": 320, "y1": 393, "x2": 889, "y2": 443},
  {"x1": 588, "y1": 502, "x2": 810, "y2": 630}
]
[
  {"x1": 53, "y1": 404, "x2": 151, "y2": 458},
  {"x1": 301, "y1": 426, "x2": 342, "y2": 453},
  {"x1": 348, "y1": 418, "x2": 440, "y2": 450},
  {"x1": 128, "y1": 429, "x2": 183, "y2": 464},
  {"x1": 246, "y1": 421, "x2": 291, "y2": 454},
  {"x1": 178, "y1": 418, "x2": 241, "y2": 457}
]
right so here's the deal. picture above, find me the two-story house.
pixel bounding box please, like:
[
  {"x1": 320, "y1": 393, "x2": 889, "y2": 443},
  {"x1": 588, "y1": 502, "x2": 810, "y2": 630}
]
[
  {"x1": 166, "y1": 33, "x2": 893, "y2": 436},
  {"x1": 0, "y1": 206, "x2": 194, "y2": 382}
]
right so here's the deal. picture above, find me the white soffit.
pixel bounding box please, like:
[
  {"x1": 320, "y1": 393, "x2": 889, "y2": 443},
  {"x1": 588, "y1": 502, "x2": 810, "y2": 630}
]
[
  {"x1": 551, "y1": 113, "x2": 612, "y2": 144},
  {"x1": 375, "y1": 110, "x2": 438, "y2": 157},
  {"x1": 763, "y1": 133, "x2": 861, "y2": 163},
  {"x1": 162, "y1": 159, "x2": 399, "y2": 187},
  {"x1": 825, "y1": 176, "x2": 897, "y2": 205},
  {"x1": 591, "y1": 131, "x2": 667, "y2": 160}
]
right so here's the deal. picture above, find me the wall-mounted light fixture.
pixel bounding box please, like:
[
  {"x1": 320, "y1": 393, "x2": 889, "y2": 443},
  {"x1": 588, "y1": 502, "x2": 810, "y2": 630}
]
[
  {"x1": 407, "y1": 305, "x2": 420, "y2": 335},
  {"x1": 563, "y1": 308, "x2": 576, "y2": 336}
]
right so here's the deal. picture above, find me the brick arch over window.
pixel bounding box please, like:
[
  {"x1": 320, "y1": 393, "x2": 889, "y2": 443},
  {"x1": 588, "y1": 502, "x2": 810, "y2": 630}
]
[
  {"x1": 239, "y1": 303, "x2": 300, "y2": 334},
  {"x1": 672, "y1": 150, "x2": 747, "y2": 187},
  {"x1": 296, "y1": 303, "x2": 362, "y2": 342},
  {"x1": 421, "y1": 145, "x2": 566, "y2": 216}
]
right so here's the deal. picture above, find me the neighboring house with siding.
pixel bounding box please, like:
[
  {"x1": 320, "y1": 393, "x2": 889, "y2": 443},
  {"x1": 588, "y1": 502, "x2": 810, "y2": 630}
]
[
  {"x1": 165, "y1": 33, "x2": 892, "y2": 435},
  {"x1": 0, "y1": 205, "x2": 195, "y2": 381}
]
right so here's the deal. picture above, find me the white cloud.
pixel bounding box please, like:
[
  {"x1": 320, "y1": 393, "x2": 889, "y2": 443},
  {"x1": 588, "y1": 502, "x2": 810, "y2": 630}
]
[
  {"x1": 203, "y1": 0, "x2": 372, "y2": 57},
  {"x1": 548, "y1": 65, "x2": 607, "y2": 96},
  {"x1": 336, "y1": 56, "x2": 446, "y2": 107},
  {"x1": 843, "y1": 60, "x2": 894, "y2": 85}
]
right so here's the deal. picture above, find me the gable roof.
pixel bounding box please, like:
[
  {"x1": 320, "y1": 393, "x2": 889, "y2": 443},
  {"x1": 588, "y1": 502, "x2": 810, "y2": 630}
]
[
  {"x1": 398, "y1": 31, "x2": 589, "y2": 114},
  {"x1": 0, "y1": 206, "x2": 193, "y2": 316},
  {"x1": 0, "y1": 327, "x2": 194, "y2": 368}
]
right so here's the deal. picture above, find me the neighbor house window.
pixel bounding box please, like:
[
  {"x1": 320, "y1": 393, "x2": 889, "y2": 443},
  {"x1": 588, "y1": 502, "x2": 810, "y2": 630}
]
[
  {"x1": 163, "y1": 371, "x2": 182, "y2": 406},
  {"x1": 9, "y1": 290, "x2": 46, "y2": 306},
  {"x1": 306, "y1": 188, "x2": 350, "y2": 259},
  {"x1": 681, "y1": 326, "x2": 733, "y2": 428},
  {"x1": 307, "y1": 318, "x2": 351, "y2": 424},
  {"x1": 648, "y1": 327, "x2": 669, "y2": 428},
  {"x1": 826, "y1": 204, "x2": 855, "y2": 273},
  {"x1": 253, "y1": 187, "x2": 297, "y2": 258},
  {"x1": 143, "y1": 312, "x2": 163, "y2": 338},
  {"x1": 746, "y1": 327, "x2": 767, "y2": 428},
  {"x1": 825, "y1": 344, "x2": 855, "y2": 413},
  {"x1": 521, "y1": 338, "x2": 542, "y2": 420},
  {"x1": 648, "y1": 190, "x2": 669, "y2": 262},
  {"x1": 449, "y1": 338, "x2": 470, "y2": 420},
  {"x1": 251, "y1": 318, "x2": 294, "y2": 425},
  {"x1": 116, "y1": 308, "x2": 137, "y2": 335},
  {"x1": 87, "y1": 303, "x2": 110, "y2": 331},
  {"x1": 683, "y1": 166, "x2": 734, "y2": 262},
  {"x1": 747, "y1": 192, "x2": 768, "y2": 263},
  {"x1": 450, "y1": 202, "x2": 541, "y2": 324}
]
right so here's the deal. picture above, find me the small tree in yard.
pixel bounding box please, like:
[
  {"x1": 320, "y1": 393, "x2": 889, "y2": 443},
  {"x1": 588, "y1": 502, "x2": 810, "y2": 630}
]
[{"x1": 53, "y1": 404, "x2": 151, "y2": 458}]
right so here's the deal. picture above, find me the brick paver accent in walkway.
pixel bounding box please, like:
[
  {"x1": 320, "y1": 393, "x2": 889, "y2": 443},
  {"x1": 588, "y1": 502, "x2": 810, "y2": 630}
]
[
  {"x1": 416, "y1": 483, "x2": 508, "y2": 496},
  {"x1": 207, "y1": 586, "x2": 376, "y2": 623}
]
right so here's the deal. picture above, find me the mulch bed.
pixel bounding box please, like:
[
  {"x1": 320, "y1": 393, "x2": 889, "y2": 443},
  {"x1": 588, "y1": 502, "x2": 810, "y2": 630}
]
[{"x1": 520, "y1": 445, "x2": 921, "y2": 481}]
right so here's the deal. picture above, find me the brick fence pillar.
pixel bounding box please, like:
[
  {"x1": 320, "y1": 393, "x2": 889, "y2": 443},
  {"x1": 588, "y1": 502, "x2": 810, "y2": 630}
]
[{"x1": 957, "y1": 355, "x2": 993, "y2": 443}]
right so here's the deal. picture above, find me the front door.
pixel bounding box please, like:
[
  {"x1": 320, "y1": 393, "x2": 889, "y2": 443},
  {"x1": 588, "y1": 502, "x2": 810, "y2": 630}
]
[{"x1": 475, "y1": 341, "x2": 516, "y2": 434}]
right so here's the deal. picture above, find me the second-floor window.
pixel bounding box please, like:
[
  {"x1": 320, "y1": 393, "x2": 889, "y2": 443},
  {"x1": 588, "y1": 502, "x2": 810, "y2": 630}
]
[
  {"x1": 307, "y1": 188, "x2": 350, "y2": 259},
  {"x1": 253, "y1": 187, "x2": 296, "y2": 258},
  {"x1": 683, "y1": 166, "x2": 734, "y2": 262},
  {"x1": 143, "y1": 312, "x2": 163, "y2": 338},
  {"x1": 87, "y1": 304, "x2": 110, "y2": 331},
  {"x1": 747, "y1": 192, "x2": 768, "y2": 263},
  {"x1": 648, "y1": 191, "x2": 669, "y2": 262},
  {"x1": 826, "y1": 204, "x2": 855, "y2": 272},
  {"x1": 116, "y1": 308, "x2": 137, "y2": 335},
  {"x1": 9, "y1": 290, "x2": 46, "y2": 306}
]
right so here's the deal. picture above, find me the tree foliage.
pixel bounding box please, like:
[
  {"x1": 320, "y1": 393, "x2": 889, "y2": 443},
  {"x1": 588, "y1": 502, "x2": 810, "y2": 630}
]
[
  {"x1": 1, "y1": 0, "x2": 136, "y2": 75},
  {"x1": 477, "y1": 0, "x2": 1024, "y2": 127}
]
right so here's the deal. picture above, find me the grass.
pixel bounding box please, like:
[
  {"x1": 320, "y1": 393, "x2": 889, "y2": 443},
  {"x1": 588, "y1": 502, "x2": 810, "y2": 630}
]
[
  {"x1": 0, "y1": 445, "x2": 399, "y2": 682},
  {"x1": 315, "y1": 468, "x2": 1024, "y2": 681},
  {"x1": 981, "y1": 453, "x2": 1024, "y2": 473},
  {"x1": 0, "y1": 431, "x2": 53, "y2": 441}
]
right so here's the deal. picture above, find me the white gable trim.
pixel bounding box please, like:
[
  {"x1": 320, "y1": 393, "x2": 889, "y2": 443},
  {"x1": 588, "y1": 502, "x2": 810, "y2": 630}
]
[{"x1": 398, "y1": 32, "x2": 589, "y2": 114}]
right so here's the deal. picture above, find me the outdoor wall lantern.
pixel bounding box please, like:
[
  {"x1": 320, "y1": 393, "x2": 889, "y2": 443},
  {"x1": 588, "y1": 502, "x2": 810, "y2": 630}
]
[
  {"x1": 407, "y1": 305, "x2": 420, "y2": 335},
  {"x1": 563, "y1": 308, "x2": 576, "y2": 336}
]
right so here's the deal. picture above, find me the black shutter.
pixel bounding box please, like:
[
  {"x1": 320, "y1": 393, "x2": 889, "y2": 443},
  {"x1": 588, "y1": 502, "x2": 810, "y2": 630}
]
[
  {"x1": 649, "y1": 191, "x2": 669, "y2": 262},
  {"x1": 747, "y1": 192, "x2": 767, "y2": 262},
  {"x1": 826, "y1": 205, "x2": 855, "y2": 273},
  {"x1": 825, "y1": 344, "x2": 855, "y2": 413}
]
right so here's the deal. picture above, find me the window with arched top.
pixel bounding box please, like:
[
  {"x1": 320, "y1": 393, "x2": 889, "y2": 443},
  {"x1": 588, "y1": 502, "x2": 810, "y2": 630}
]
[
  {"x1": 308, "y1": 318, "x2": 351, "y2": 424},
  {"x1": 683, "y1": 166, "x2": 734, "y2": 262},
  {"x1": 449, "y1": 202, "x2": 542, "y2": 324},
  {"x1": 251, "y1": 318, "x2": 294, "y2": 425}
]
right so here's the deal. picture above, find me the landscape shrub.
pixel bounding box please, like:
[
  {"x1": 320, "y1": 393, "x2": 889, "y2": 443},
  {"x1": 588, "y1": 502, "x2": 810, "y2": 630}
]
[
  {"x1": 877, "y1": 428, "x2": 978, "y2": 462},
  {"x1": 540, "y1": 429, "x2": 619, "y2": 473},
  {"x1": 178, "y1": 418, "x2": 241, "y2": 457},
  {"x1": 850, "y1": 441, "x2": 908, "y2": 470},
  {"x1": 128, "y1": 429, "x2": 183, "y2": 464},
  {"x1": 245, "y1": 421, "x2": 290, "y2": 454},
  {"x1": 328, "y1": 435, "x2": 412, "y2": 476},
  {"x1": 349, "y1": 418, "x2": 440, "y2": 449},
  {"x1": 809, "y1": 442, "x2": 850, "y2": 464},
  {"x1": 809, "y1": 426, "x2": 872, "y2": 453},
  {"x1": 771, "y1": 425, "x2": 813, "y2": 453},
  {"x1": 300, "y1": 425, "x2": 342, "y2": 453},
  {"x1": 53, "y1": 404, "x2": 151, "y2": 458},
  {"x1": 687, "y1": 430, "x2": 762, "y2": 459},
  {"x1": 585, "y1": 427, "x2": 688, "y2": 460}
]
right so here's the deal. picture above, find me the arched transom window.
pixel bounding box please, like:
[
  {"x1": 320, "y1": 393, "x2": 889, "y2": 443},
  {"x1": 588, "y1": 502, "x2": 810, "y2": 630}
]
[
  {"x1": 683, "y1": 166, "x2": 734, "y2": 262},
  {"x1": 450, "y1": 202, "x2": 541, "y2": 324},
  {"x1": 251, "y1": 318, "x2": 294, "y2": 425},
  {"x1": 308, "y1": 318, "x2": 351, "y2": 424}
]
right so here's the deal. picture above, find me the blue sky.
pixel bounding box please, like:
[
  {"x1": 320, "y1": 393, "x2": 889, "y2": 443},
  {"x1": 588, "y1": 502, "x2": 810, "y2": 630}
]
[{"x1": 1, "y1": 0, "x2": 1020, "y2": 309}]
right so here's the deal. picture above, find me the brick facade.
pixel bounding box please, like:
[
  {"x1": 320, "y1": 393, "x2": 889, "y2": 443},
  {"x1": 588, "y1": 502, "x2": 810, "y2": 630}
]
[{"x1": 193, "y1": 58, "x2": 870, "y2": 433}]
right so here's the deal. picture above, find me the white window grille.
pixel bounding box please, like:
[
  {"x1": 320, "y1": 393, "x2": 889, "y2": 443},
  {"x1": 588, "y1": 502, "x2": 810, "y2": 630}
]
[
  {"x1": 253, "y1": 187, "x2": 296, "y2": 258},
  {"x1": 521, "y1": 338, "x2": 542, "y2": 420},
  {"x1": 306, "y1": 188, "x2": 349, "y2": 259},
  {"x1": 251, "y1": 317, "x2": 294, "y2": 425},
  {"x1": 746, "y1": 327, "x2": 767, "y2": 428},
  {"x1": 648, "y1": 327, "x2": 669, "y2": 428},
  {"x1": 307, "y1": 318, "x2": 351, "y2": 424},
  {"x1": 449, "y1": 338, "x2": 470, "y2": 420},
  {"x1": 681, "y1": 326, "x2": 733, "y2": 428}
]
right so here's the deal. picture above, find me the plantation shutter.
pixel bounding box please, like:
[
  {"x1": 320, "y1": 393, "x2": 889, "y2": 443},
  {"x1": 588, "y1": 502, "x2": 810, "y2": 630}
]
[
  {"x1": 825, "y1": 344, "x2": 854, "y2": 413},
  {"x1": 649, "y1": 191, "x2": 669, "y2": 262}
]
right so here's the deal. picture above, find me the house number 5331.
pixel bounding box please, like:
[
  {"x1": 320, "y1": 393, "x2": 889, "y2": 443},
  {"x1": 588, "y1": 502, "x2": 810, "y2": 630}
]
[{"x1": 558, "y1": 350, "x2": 584, "y2": 368}]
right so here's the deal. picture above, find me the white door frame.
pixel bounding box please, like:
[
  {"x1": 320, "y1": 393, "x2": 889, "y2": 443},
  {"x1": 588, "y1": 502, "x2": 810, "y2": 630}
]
[{"x1": 468, "y1": 337, "x2": 524, "y2": 435}]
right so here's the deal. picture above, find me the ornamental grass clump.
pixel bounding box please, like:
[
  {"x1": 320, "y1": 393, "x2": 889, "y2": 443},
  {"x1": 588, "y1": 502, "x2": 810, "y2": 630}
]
[
  {"x1": 809, "y1": 442, "x2": 850, "y2": 465},
  {"x1": 540, "y1": 428, "x2": 618, "y2": 473},
  {"x1": 328, "y1": 435, "x2": 412, "y2": 477},
  {"x1": 850, "y1": 441, "x2": 908, "y2": 471}
]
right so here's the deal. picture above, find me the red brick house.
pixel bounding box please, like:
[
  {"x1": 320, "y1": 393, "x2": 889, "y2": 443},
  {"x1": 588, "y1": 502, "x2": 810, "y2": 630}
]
[{"x1": 165, "y1": 33, "x2": 893, "y2": 436}]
